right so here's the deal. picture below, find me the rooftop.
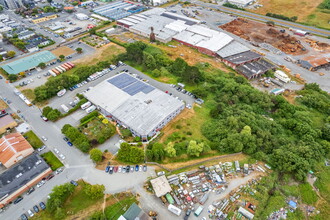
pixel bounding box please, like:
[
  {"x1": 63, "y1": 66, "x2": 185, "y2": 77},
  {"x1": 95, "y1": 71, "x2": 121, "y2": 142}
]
[
  {"x1": 0, "y1": 115, "x2": 16, "y2": 128},
  {"x1": 217, "y1": 41, "x2": 250, "y2": 58},
  {"x1": 1, "y1": 51, "x2": 56, "y2": 74},
  {"x1": 301, "y1": 54, "x2": 330, "y2": 67},
  {"x1": 0, "y1": 133, "x2": 33, "y2": 165},
  {"x1": 236, "y1": 59, "x2": 274, "y2": 78},
  {"x1": 122, "y1": 203, "x2": 150, "y2": 220},
  {"x1": 224, "y1": 50, "x2": 262, "y2": 65},
  {"x1": 0, "y1": 154, "x2": 50, "y2": 200},
  {"x1": 84, "y1": 73, "x2": 184, "y2": 136},
  {"x1": 150, "y1": 175, "x2": 172, "y2": 197}
]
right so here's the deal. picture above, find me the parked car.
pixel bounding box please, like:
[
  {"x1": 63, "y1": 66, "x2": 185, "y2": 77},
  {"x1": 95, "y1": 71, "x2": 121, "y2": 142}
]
[
  {"x1": 157, "y1": 171, "x2": 165, "y2": 176},
  {"x1": 109, "y1": 166, "x2": 114, "y2": 174},
  {"x1": 135, "y1": 165, "x2": 139, "y2": 171},
  {"x1": 59, "y1": 154, "x2": 66, "y2": 160},
  {"x1": 130, "y1": 166, "x2": 134, "y2": 172},
  {"x1": 139, "y1": 165, "x2": 143, "y2": 172},
  {"x1": 39, "y1": 202, "x2": 46, "y2": 210},
  {"x1": 114, "y1": 166, "x2": 118, "y2": 173},
  {"x1": 126, "y1": 165, "x2": 130, "y2": 173},
  {"x1": 41, "y1": 136, "x2": 47, "y2": 141},
  {"x1": 33, "y1": 205, "x2": 39, "y2": 213},
  {"x1": 186, "y1": 209, "x2": 191, "y2": 216},
  {"x1": 14, "y1": 197, "x2": 23, "y2": 204},
  {"x1": 54, "y1": 148, "x2": 60, "y2": 154},
  {"x1": 20, "y1": 214, "x2": 28, "y2": 220},
  {"x1": 46, "y1": 174, "x2": 54, "y2": 181},
  {"x1": 37, "y1": 180, "x2": 45, "y2": 188},
  {"x1": 118, "y1": 166, "x2": 122, "y2": 173},
  {"x1": 70, "y1": 180, "x2": 78, "y2": 186},
  {"x1": 37, "y1": 145, "x2": 46, "y2": 152},
  {"x1": 63, "y1": 137, "x2": 69, "y2": 142},
  {"x1": 143, "y1": 165, "x2": 147, "y2": 172},
  {"x1": 105, "y1": 166, "x2": 110, "y2": 173},
  {"x1": 27, "y1": 209, "x2": 34, "y2": 217},
  {"x1": 27, "y1": 187, "x2": 35, "y2": 195},
  {"x1": 55, "y1": 168, "x2": 63, "y2": 174},
  {"x1": 41, "y1": 116, "x2": 48, "y2": 121},
  {"x1": 67, "y1": 141, "x2": 73, "y2": 146}
]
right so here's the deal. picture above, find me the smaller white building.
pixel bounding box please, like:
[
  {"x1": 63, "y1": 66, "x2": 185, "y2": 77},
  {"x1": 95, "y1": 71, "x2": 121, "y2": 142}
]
[
  {"x1": 75, "y1": 13, "x2": 89, "y2": 20},
  {"x1": 274, "y1": 70, "x2": 290, "y2": 83},
  {"x1": 227, "y1": 0, "x2": 255, "y2": 7},
  {"x1": 152, "y1": 0, "x2": 168, "y2": 6}
]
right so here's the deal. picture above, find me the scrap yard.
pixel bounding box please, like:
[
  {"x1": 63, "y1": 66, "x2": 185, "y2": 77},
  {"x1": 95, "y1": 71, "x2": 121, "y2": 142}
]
[{"x1": 220, "y1": 18, "x2": 307, "y2": 55}]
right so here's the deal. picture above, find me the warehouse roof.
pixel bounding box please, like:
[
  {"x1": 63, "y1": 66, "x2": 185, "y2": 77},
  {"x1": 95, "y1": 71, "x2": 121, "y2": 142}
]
[
  {"x1": 236, "y1": 59, "x2": 274, "y2": 78},
  {"x1": 0, "y1": 154, "x2": 50, "y2": 201},
  {"x1": 84, "y1": 73, "x2": 184, "y2": 136},
  {"x1": 150, "y1": 175, "x2": 172, "y2": 197},
  {"x1": 1, "y1": 51, "x2": 56, "y2": 74},
  {"x1": 224, "y1": 51, "x2": 262, "y2": 65},
  {"x1": 217, "y1": 41, "x2": 250, "y2": 58},
  {"x1": 195, "y1": 32, "x2": 233, "y2": 52}
]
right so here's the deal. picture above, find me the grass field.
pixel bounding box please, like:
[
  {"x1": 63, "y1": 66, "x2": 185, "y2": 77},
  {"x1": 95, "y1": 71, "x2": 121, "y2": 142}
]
[
  {"x1": 81, "y1": 117, "x2": 116, "y2": 143},
  {"x1": 24, "y1": 130, "x2": 43, "y2": 149},
  {"x1": 252, "y1": 0, "x2": 330, "y2": 29},
  {"x1": 104, "y1": 194, "x2": 138, "y2": 219},
  {"x1": 40, "y1": 152, "x2": 64, "y2": 171}
]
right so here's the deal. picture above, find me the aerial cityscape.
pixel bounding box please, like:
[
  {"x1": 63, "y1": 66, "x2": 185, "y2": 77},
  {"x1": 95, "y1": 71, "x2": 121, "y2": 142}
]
[{"x1": 0, "y1": 0, "x2": 329, "y2": 219}]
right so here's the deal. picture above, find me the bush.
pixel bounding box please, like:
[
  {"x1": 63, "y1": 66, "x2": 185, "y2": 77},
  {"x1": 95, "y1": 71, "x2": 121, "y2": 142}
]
[
  {"x1": 80, "y1": 111, "x2": 99, "y2": 123},
  {"x1": 61, "y1": 124, "x2": 91, "y2": 152},
  {"x1": 117, "y1": 142, "x2": 144, "y2": 163},
  {"x1": 223, "y1": 3, "x2": 245, "y2": 10},
  {"x1": 266, "y1": 13, "x2": 298, "y2": 22},
  {"x1": 89, "y1": 148, "x2": 103, "y2": 162}
]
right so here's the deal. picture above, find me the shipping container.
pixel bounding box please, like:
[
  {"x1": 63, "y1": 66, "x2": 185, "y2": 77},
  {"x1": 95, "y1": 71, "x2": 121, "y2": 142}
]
[
  {"x1": 63, "y1": 63, "x2": 72, "y2": 69},
  {"x1": 58, "y1": 66, "x2": 66, "y2": 72},
  {"x1": 61, "y1": 64, "x2": 70, "y2": 71},
  {"x1": 166, "y1": 193, "x2": 174, "y2": 205},
  {"x1": 55, "y1": 67, "x2": 64, "y2": 73},
  {"x1": 52, "y1": 68, "x2": 60, "y2": 75},
  {"x1": 168, "y1": 204, "x2": 182, "y2": 216},
  {"x1": 67, "y1": 62, "x2": 75, "y2": 67}
]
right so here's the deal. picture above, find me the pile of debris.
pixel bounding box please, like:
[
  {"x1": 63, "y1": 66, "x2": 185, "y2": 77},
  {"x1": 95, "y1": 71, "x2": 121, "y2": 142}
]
[{"x1": 305, "y1": 38, "x2": 330, "y2": 51}]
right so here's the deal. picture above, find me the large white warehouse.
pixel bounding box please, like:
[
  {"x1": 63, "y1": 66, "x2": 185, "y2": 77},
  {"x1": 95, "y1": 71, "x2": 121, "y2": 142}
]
[{"x1": 84, "y1": 73, "x2": 185, "y2": 141}]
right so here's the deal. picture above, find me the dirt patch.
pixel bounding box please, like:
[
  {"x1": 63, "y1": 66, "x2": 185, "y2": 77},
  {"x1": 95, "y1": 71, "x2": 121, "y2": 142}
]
[
  {"x1": 51, "y1": 46, "x2": 75, "y2": 57},
  {"x1": 0, "y1": 100, "x2": 8, "y2": 110},
  {"x1": 221, "y1": 18, "x2": 308, "y2": 55},
  {"x1": 73, "y1": 42, "x2": 125, "y2": 66},
  {"x1": 95, "y1": 152, "x2": 124, "y2": 171},
  {"x1": 162, "y1": 153, "x2": 248, "y2": 170}
]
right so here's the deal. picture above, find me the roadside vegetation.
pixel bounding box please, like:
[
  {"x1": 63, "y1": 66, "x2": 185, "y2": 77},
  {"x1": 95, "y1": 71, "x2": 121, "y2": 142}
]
[
  {"x1": 24, "y1": 130, "x2": 43, "y2": 149},
  {"x1": 40, "y1": 152, "x2": 64, "y2": 171}
]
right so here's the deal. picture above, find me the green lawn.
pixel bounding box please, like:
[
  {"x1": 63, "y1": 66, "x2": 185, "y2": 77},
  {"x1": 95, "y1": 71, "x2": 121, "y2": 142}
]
[
  {"x1": 104, "y1": 195, "x2": 138, "y2": 220},
  {"x1": 41, "y1": 152, "x2": 64, "y2": 171},
  {"x1": 24, "y1": 130, "x2": 43, "y2": 149}
]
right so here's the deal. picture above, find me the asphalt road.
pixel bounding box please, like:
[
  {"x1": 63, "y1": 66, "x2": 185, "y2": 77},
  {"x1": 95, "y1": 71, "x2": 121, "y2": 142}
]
[{"x1": 191, "y1": 1, "x2": 330, "y2": 37}]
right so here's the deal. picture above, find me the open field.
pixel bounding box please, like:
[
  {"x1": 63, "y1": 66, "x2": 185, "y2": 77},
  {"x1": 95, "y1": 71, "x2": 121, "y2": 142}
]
[
  {"x1": 252, "y1": 0, "x2": 330, "y2": 29},
  {"x1": 51, "y1": 46, "x2": 75, "y2": 57},
  {"x1": 0, "y1": 99, "x2": 8, "y2": 109}
]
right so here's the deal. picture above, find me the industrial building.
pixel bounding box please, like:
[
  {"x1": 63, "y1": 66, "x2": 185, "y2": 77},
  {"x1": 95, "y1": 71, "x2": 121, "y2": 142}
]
[
  {"x1": 84, "y1": 73, "x2": 184, "y2": 140},
  {"x1": 0, "y1": 133, "x2": 34, "y2": 168},
  {"x1": 32, "y1": 13, "x2": 58, "y2": 24},
  {"x1": 1, "y1": 50, "x2": 56, "y2": 75},
  {"x1": 93, "y1": 1, "x2": 146, "y2": 20},
  {"x1": 119, "y1": 203, "x2": 151, "y2": 220},
  {"x1": 299, "y1": 54, "x2": 330, "y2": 71},
  {"x1": 150, "y1": 175, "x2": 172, "y2": 197},
  {"x1": 227, "y1": 0, "x2": 255, "y2": 8},
  {"x1": 0, "y1": 154, "x2": 51, "y2": 208}
]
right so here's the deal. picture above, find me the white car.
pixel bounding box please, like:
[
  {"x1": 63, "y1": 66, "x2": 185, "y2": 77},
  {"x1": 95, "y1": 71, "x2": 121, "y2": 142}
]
[
  {"x1": 55, "y1": 168, "x2": 63, "y2": 175},
  {"x1": 41, "y1": 136, "x2": 47, "y2": 141},
  {"x1": 37, "y1": 145, "x2": 46, "y2": 152},
  {"x1": 54, "y1": 148, "x2": 60, "y2": 154},
  {"x1": 118, "y1": 166, "x2": 122, "y2": 173},
  {"x1": 139, "y1": 165, "x2": 143, "y2": 172},
  {"x1": 27, "y1": 209, "x2": 34, "y2": 217},
  {"x1": 36, "y1": 180, "x2": 45, "y2": 188},
  {"x1": 59, "y1": 154, "x2": 66, "y2": 160}
]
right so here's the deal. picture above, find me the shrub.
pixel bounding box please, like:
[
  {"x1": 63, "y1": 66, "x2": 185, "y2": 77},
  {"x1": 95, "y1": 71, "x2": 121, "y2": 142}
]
[{"x1": 80, "y1": 111, "x2": 99, "y2": 123}]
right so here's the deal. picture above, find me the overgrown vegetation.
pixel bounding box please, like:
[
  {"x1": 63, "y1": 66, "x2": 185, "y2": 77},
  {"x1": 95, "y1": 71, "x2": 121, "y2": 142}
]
[
  {"x1": 266, "y1": 13, "x2": 298, "y2": 22},
  {"x1": 223, "y1": 2, "x2": 245, "y2": 11},
  {"x1": 318, "y1": 0, "x2": 330, "y2": 9},
  {"x1": 41, "y1": 151, "x2": 64, "y2": 171},
  {"x1": 24, "y1": 130, "x2": 43, "y2": 149},
  {"x1": 117, "y1": 142, "x2": 144, "y2": 164}
]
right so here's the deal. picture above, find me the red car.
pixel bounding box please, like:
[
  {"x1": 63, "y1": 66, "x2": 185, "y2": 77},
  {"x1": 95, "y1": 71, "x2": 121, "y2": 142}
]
[
  {"x1": 46, "y1": 174, "x2": 54, "y2": 181},
  {"x1": 114, "y1": 166, "x2": 118, "y2": 173}
]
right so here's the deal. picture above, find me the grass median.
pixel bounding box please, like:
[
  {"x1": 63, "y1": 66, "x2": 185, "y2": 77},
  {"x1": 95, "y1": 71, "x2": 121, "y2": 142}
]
[
  {"x1": 24, "y1": 130, "x2": 43, "y2": 149},
  {"x1": 41, "y1": 151, "x2": 63, "y2": 171}
]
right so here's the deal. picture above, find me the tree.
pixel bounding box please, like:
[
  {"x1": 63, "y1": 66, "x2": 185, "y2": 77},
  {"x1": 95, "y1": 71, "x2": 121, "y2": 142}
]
[
  {"x1": 47, "y1": 109, "x2": 62, "y2": 121},
  {"x1": 8, "y1": 74, "x2": 18, "y2": 82},
  {"x1": 0, "y1": 55, "x2": 3, "y2": 61},
  {"x1": 47, "y1": 183, "x2": 75, "y2": 213},
  {"x1": 89, "y1": 148, "x2": 103, "y2": 162},
  {"x1": 143, "y1": 52, "x2": 156, "y2": 70},
  {"x1": 76, "y1": 47, "x2": 83, "y2": 54},
  {"x1": 84, "y1": 184, "x2": 105, "y2": 199},
  {"x1": 151, "y1": 143, "x2": 165, "y2": 161},
  {"x1": 42, "y1": 106, "x2": 53, "y2": 117},
  {"x1": 59, "y1": 55, "x2": 65, "y2": 60},
  {"x1": 117, "y1": 143, "x2": 144, "y2": 163},
  {"x1": 187, "y1": 140, "x2": 204, "y2": 157},
  {"x1": 164, "y1": 142, "x2": 176, "y2": 157},
  {"x1": 38, "y1": 62, "x2": 46, "y2": 69},
  {"x1": 7, "y1": 50, "x2": 16, "y2": 58}
]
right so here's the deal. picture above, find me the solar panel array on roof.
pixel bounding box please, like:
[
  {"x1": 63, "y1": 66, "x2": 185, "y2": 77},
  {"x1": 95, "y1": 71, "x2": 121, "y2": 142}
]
[{"x1": 108, "y1": 73, "x2": 154, "y2": 96}]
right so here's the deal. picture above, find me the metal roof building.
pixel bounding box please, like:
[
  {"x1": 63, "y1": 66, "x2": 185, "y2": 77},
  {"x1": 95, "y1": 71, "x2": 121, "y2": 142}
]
[
  {"x1": 84, "y1": 73, "x2": 184, "y2": 139},
  {"x1": 1, "y1": 51, "x2": 56, "y2": 74},
  {"x1": 150, "y1": 175, "x2": 172, "y2": 197},
  {"x1": 93, "y1": 1, "x2": 145, "y2": 20}
]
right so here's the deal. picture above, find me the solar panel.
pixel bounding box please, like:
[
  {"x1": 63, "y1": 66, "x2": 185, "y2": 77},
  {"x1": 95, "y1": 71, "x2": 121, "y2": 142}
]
[{"x1": 108, "y1": 74, "x2": 155, "y2": 96}]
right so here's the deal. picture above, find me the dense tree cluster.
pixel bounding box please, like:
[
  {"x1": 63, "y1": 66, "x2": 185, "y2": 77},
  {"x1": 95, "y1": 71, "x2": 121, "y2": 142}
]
[
  {"x1": 61, "y1": 124, "x2": 91, "y2": 152},
  {"x1": 117, "y1": 42, "x2": 204, "y2": 85},
  {"x1": 117, "y1": 142, "x2": 144, "y2": 163},
  {"x1": 89, "y1": 148, "x2": 103, "y2": 162},
  {"x1": 34, "y1": 61, "x2": 111, "y2": 101},
  {"x1": 84, "y1": 184, "x2": 105, "y2": 199}
]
